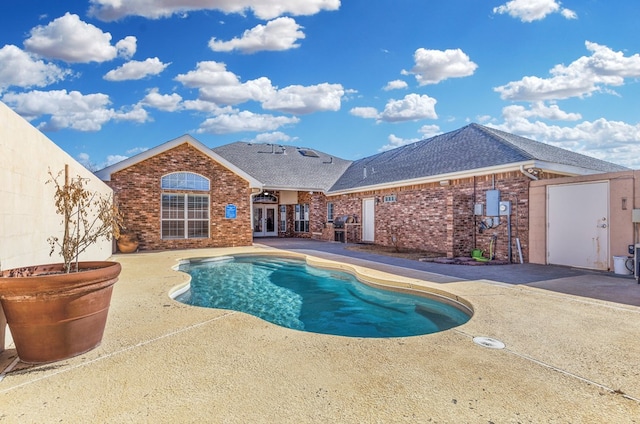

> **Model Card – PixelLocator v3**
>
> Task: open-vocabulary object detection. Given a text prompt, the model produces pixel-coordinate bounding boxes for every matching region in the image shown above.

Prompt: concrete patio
[1,243,639,423]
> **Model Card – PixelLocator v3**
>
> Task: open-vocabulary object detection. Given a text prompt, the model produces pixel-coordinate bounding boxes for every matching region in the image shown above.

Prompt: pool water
[174,255,471,338]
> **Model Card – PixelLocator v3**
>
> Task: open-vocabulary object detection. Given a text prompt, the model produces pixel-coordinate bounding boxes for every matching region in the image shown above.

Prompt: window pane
[162,195,184,219]
[187,195,209,219]
[188,220,208,238]
[161,172,210,191]
[162,220,184,239]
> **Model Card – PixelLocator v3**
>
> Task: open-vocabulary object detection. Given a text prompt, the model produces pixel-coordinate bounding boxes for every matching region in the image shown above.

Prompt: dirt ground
[345,243,444,261]
[344,243,509,265]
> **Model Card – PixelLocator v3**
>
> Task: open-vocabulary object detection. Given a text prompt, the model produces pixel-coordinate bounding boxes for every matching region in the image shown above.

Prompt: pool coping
[169,250,475,318]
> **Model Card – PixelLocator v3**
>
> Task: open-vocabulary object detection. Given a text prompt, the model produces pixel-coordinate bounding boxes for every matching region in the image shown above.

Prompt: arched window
[161,172,210,191]
[161,172,210,239]
[253,193,278,203]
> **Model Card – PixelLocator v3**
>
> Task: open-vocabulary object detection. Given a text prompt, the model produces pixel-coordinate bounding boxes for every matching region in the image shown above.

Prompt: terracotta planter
[0,261,121,364]
[117,233,139,253]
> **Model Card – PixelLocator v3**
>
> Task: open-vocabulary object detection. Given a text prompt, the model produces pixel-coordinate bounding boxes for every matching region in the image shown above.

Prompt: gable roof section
[329,123,628,193]
[212,142,352,192]
[95,135,262,188]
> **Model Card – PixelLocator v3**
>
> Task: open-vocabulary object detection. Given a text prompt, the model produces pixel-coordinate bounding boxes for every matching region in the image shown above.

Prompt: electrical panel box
[499,201,511,216]
[474,203,483,216]
[486,190,500,216]
[633,209,640,223]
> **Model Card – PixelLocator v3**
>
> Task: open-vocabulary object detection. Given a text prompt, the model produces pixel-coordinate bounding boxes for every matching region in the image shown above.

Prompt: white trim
[96,134,263,188]
[326,160,600,196]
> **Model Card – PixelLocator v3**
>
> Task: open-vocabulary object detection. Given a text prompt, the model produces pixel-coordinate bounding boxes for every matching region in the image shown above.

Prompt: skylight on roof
[298,149,319,158]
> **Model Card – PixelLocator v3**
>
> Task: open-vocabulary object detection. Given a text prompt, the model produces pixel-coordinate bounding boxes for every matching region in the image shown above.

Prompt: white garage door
[547,181,609,270]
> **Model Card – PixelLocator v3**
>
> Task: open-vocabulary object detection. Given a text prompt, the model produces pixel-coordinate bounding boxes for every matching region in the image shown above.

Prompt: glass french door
[253,205,277,237]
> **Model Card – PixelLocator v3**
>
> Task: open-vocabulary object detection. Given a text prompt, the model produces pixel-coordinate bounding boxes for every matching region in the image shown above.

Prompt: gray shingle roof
[329,123,628,192]
[212,142,352,191]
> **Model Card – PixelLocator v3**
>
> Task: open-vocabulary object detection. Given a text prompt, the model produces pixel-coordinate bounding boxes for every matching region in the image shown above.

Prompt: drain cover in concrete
[473,336,505,349]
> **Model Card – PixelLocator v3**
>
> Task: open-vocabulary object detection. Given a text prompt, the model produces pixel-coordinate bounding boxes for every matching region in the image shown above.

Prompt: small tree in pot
[0,165,123,364]
[47,167,124,272]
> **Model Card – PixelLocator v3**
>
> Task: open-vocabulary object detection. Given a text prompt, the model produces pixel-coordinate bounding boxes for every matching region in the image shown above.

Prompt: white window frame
[161,193,210,239]
[160,172,210,239]
[327,202,334,222]
[294,204,309,233]
[279,205,287,233]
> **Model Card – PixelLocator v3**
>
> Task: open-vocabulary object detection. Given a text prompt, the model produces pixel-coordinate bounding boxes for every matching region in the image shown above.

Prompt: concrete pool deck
[1,243,639,422]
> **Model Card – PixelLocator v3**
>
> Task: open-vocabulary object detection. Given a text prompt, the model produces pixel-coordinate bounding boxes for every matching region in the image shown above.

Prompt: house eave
[326,161,592,196]
[95,134,263,188]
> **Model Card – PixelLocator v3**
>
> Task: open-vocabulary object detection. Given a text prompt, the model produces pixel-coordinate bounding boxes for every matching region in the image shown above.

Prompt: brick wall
[107,143,253,250]
[322,172,531,262]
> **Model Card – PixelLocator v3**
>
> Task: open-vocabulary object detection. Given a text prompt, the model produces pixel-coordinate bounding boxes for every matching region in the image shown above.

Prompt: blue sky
[1,0,639,170]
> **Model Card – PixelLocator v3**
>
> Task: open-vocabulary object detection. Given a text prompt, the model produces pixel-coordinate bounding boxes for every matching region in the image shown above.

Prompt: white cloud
[175,61,275,105]
[350,94,438,123]
[378,134,421,151]
[249,131,298,144]
[209,17,305,54]
[23,13,132,63]
[418,124,442,138]
[502,102,581,121]
[379,93,438,122]
[196,110,299,134]
[115,36,137,59]
[1,89,149,131]
[493,112,640,169]
[126,146,149,155]
[115,104,150,123]
[176,61,344,114]
[262,83,344,114]
[182,99,236,114]
[89,0,341,21]
[493,0,576,23]
[377,125,442,152]
[402,48,478,85]
[349,106,379,119]
[200,76,275,105]
[105,154,129,166]
[0,45,71,91]
[561,8,577,20]
[494,41,640,101]
[104,57,170,81]
[139,88,183,111]
[383,80,408,91]
[175,61,241,88]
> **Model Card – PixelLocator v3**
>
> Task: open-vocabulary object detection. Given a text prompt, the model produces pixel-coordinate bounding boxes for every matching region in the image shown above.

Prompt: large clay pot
[117,232,139,253]
[0,261,121,364]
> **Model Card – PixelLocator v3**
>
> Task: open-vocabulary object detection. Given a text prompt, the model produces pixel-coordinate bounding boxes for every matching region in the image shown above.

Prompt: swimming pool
[173,255,471,338]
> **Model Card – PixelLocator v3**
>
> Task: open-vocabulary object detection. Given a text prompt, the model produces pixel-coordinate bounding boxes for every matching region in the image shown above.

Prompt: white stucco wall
[0,101,114,271]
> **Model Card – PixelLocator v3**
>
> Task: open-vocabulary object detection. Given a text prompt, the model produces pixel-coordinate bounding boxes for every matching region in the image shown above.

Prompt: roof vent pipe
[363,166,367,179]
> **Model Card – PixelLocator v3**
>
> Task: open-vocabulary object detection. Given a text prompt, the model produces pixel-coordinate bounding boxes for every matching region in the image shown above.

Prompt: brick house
[97,124,626,262]
[96,135,262,250]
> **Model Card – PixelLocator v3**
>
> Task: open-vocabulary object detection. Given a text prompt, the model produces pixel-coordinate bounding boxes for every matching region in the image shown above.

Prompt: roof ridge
[470,124,536,160]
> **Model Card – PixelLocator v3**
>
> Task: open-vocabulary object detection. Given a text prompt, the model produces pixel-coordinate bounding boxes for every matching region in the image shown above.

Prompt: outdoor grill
[333,215,357,242]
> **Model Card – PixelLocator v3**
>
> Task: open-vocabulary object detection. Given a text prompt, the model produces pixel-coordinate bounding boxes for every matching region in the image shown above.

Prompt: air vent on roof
[298,149,319,158]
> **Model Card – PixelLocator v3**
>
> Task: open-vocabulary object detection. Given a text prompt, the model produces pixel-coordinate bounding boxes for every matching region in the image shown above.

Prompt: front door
[547,181,609,270]
[253,205,277,237]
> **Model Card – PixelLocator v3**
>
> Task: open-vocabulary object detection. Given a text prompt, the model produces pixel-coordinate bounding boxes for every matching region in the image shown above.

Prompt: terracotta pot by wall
[0,261,121,364]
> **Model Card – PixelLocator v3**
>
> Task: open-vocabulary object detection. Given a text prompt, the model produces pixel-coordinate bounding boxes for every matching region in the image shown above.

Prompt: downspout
[520,165,539,181]
[518,166,537,264]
